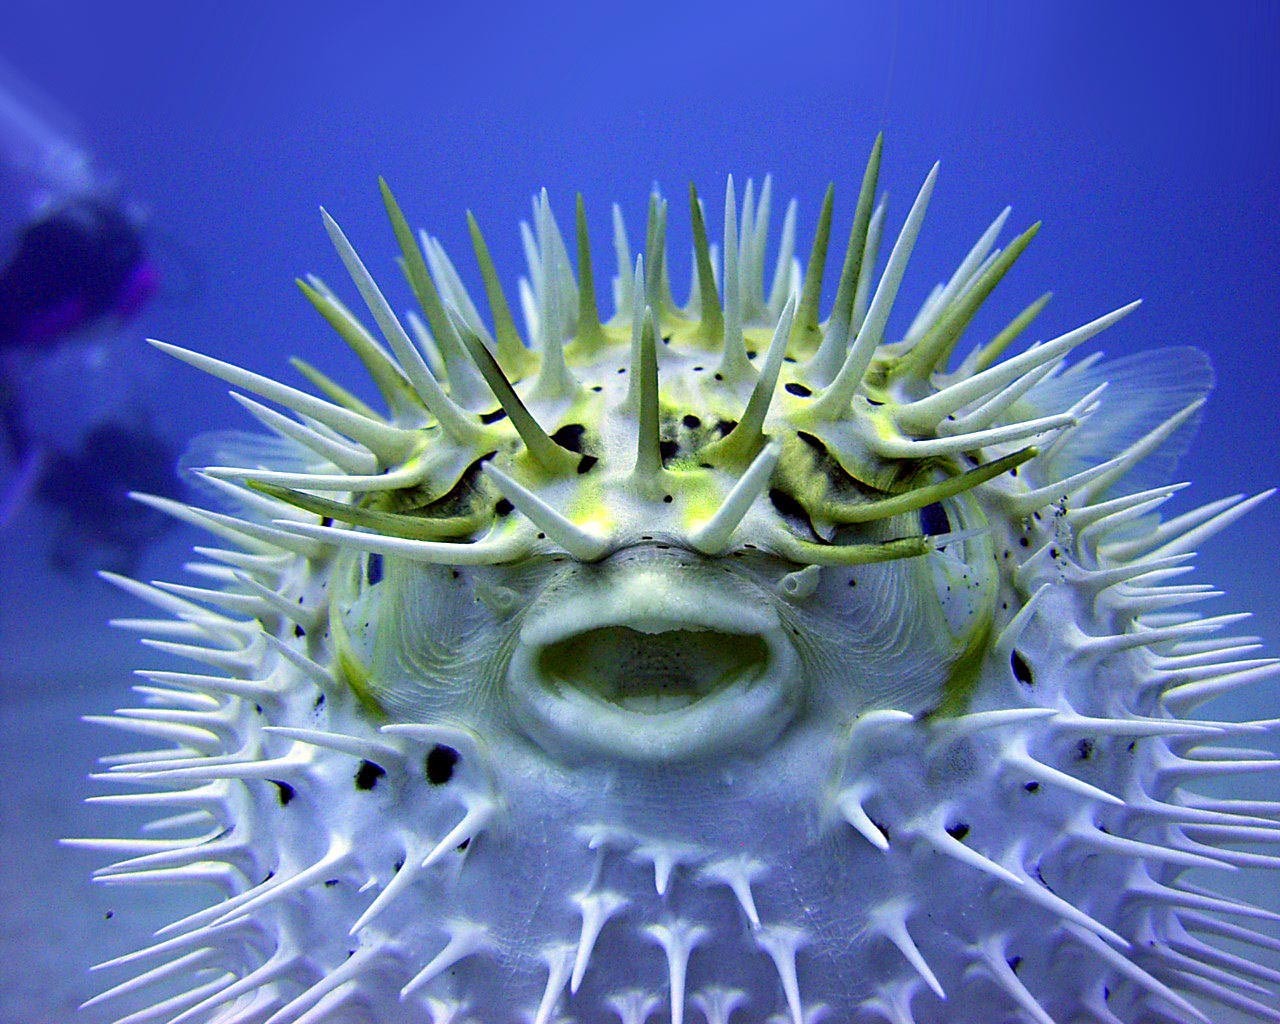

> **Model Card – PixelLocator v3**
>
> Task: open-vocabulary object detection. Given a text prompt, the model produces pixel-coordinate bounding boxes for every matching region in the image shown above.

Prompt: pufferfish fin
[179,428,322,520]
[1023,345,1213,494]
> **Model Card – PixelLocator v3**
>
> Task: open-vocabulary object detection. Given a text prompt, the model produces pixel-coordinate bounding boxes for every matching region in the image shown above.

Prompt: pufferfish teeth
[74,140,1280,1024]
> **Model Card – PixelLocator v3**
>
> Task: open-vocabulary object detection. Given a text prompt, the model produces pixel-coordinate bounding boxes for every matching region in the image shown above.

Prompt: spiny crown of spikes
[155,136,1136,573]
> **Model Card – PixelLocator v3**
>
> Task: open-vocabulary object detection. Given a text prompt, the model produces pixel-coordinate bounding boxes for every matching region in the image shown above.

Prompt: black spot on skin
[712,419,736,437]
[682,414,702,429]
[450,569,461,580]
[1008,956,1023,974]
[1076,739,1095,762]
[456,838,471,852]
[576,455,598,475]
[1019,536,1030,547]
[783,355,796,363]
[713,372,724,381]
[314,693,326,710]
[354,760,386,790]
[1127,740,1137,753]
[1024,781,1041,793]
[590,384,603,393]
[479,408,508,424]
[272,781,295,806]
[1010,466,1019,477]
[321,516,334,528]
[662,334,672,344]
[847,577,857,587]
[919,502,951,536]
[426,744,459,785]
[104,910,114,919]
[1011,650,1034,685]
[693,366,704,372]
[784,382,812,397]
[1049,546,1060,559]
[746,349,758,359]
[324,879,339,888]
[293,624,306,638]
[662,495,673,503]
[365,553,383,586]
[495,498,514,517]
[392,858,405,873]
[659,440,679,464]
[254,704,263,715]
[550,423,586,452]
[796,431,824,451]
[946,821,971,842]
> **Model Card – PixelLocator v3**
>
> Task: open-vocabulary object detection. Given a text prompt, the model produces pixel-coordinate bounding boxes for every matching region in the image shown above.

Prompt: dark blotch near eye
[919,502,951,536]
[784,382,812,397]
[659,440,680,464]
[365,553,383,586]
[768,488,808,523]
[1011,650,1034,685]
[426,744,459,785]
[354,760,386,790]
[681,414,702,429]
[576,455,598,475]
[768,487,821,541]
[495,498,514,517]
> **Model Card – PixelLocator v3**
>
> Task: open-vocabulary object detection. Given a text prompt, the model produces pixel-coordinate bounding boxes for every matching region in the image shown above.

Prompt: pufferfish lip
[508,562,801,762]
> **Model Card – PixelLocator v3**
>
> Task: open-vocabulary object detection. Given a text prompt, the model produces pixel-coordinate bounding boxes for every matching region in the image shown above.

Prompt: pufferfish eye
[919,501,951,536]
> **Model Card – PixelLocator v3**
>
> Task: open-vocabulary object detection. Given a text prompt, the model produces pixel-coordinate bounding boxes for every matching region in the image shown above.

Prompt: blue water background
[0,3,1276,1022]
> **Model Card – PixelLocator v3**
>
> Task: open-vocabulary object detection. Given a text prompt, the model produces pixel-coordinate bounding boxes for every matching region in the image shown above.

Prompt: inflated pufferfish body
[77,138,1280,1024]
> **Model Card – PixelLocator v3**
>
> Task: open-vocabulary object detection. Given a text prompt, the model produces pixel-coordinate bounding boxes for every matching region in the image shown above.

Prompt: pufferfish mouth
[508,557,801,762]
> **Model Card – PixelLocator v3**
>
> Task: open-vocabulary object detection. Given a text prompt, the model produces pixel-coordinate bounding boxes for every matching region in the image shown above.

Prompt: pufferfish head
[80,137,1279,1024]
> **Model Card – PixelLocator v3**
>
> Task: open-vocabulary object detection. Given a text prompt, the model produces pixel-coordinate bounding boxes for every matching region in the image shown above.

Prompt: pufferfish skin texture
[75,137,1280,1024]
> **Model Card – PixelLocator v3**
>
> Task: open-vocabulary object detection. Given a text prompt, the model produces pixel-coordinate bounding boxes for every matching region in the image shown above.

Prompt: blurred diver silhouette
[0,62,180,572]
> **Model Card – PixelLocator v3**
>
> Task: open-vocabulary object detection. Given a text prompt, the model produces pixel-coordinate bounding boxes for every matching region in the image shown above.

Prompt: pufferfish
[72,137,1280,1024]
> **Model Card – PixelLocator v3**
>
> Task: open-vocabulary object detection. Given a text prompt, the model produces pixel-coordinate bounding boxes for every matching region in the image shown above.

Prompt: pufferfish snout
[73,136,1279,1024]
[511,547,803,762]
